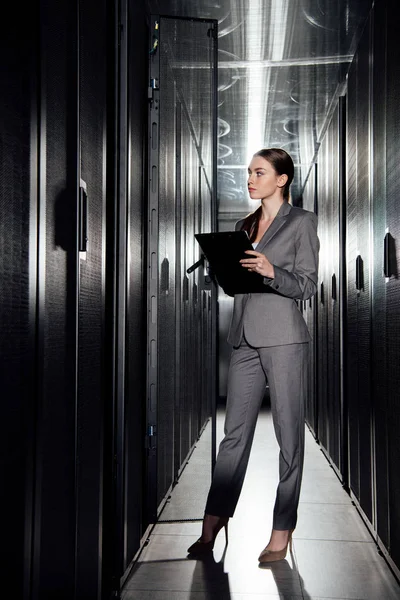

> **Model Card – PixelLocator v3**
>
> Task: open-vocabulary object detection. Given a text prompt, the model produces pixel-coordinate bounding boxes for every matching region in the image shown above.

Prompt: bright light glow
[245,0,289,164]
[270,0,289,61]
[246,72,269,163]
[246,0,266,163]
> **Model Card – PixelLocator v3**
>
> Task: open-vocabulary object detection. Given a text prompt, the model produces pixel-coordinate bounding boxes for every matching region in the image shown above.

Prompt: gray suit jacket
[227,202,319,348]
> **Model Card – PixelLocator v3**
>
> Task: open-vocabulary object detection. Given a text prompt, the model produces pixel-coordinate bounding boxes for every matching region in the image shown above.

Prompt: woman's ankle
[267,528,291,550]
[201,514,228,541]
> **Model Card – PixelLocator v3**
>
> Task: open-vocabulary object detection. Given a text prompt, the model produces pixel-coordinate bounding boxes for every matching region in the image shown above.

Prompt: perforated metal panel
[302,165,317,435]
[346,18,373,522]
[385,0,400,567]
[0,7,36,594]
[124,0,148,571]
[157,47,178,503]
[331,129,340,470]
[36,1,78,595]
[147,15,217,518]
[316,104,342,473]
[346,53,360,501]
[371,1,389,550]
[328,106,341,472]
[75,0,107,594]
[317,135,329,451]
[355,23,373,522]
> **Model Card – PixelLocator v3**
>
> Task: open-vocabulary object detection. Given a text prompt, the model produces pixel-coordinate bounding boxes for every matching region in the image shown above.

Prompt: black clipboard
[195,231,269,296]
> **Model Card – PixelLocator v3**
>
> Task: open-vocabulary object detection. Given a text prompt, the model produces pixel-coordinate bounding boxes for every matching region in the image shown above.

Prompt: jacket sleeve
[263,212,319,300]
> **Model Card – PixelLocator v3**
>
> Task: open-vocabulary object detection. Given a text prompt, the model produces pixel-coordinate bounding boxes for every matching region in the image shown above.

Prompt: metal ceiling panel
[149,0,372,210]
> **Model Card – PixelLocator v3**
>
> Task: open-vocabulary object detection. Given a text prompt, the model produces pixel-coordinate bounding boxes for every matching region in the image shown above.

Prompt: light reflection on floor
[122,405,400,600]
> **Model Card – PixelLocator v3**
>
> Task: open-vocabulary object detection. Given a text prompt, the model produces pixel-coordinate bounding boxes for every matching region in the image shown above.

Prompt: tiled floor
[122,406,400,600]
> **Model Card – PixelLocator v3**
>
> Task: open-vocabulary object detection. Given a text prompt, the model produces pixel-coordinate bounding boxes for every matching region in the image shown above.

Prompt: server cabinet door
[346,22,373,523]
[385,0,400,569]
[302,165,318,436]
[30,3,82,597]
[75,0,108,596]
[326,105,341,475]
[371,1,389,551]
[107,0,149,590]
[32,1,109,598]
[0,5,38,595]
[317,135,329,452]
[146,16,218,522]
[307,98,345,479]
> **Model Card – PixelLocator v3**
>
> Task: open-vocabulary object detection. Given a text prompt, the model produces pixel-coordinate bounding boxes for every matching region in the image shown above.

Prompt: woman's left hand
[240,250,275,279]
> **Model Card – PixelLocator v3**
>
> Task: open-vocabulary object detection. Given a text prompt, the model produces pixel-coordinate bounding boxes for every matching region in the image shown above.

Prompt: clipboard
[195,231,269,296]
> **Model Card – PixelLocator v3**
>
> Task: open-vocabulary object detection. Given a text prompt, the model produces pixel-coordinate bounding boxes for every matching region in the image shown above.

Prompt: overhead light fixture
[246,0,266,162]
[245,0,288,164]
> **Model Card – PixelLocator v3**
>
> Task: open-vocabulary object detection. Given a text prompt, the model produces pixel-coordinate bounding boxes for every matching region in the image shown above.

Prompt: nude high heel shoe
[258,529,294,564]
[187,516,229,555]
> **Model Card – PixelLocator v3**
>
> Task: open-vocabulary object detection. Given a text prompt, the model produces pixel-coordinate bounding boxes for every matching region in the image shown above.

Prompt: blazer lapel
[256,202,292,253]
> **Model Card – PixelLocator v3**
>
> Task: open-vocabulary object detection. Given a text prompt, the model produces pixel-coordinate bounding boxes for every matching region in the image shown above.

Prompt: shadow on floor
[188,549,231,599]
[186,545,312,600]
[258,549,312,599]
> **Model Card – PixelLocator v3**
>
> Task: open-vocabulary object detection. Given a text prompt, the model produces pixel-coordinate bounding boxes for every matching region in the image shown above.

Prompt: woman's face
[247,156,286,201]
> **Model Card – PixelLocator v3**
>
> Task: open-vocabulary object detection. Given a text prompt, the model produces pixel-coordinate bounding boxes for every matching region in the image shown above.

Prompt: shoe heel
[187,516,229,555]
[224,522,229,545]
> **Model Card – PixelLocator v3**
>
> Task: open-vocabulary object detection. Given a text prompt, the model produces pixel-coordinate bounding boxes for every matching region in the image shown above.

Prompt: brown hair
[240,148,294,242]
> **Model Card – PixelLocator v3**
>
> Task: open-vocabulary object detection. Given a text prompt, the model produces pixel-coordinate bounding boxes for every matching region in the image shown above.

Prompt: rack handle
[383,232,396,278]
[331,273,337,301]
[356,254,363,291]
[79,185,88,252]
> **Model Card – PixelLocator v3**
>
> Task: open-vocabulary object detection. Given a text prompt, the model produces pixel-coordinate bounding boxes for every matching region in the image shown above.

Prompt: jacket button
[275,285,279,289]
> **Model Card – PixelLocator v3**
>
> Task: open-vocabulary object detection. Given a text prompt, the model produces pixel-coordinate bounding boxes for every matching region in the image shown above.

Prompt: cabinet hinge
[148,78,159,101]
[145,424,157,452]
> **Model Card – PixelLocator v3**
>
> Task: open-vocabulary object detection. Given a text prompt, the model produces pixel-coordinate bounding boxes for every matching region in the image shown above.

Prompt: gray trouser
[205,338,309,530]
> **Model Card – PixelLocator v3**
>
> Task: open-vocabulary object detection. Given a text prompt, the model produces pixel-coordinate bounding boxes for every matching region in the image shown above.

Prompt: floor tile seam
[123,594,305,599]
[292,537,373,544]
[148,533,201,538]
[157,517,200,522]
[301,469,344,473]
[124,585,302,594]
[123,589,204,595]
[123,589,305,598]
[298,501,353,505]
[297,597,365,600]
[301,597,369,600]
[123,587,198,591]
[298,501,352,505]
[238,501,351,506]
[148,533,374,544]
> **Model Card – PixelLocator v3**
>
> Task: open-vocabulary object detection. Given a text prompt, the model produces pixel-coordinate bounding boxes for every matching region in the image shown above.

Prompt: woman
[188,148,319,563]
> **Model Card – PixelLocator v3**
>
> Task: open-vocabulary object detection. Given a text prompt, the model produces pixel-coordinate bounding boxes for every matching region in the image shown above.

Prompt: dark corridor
[1,1,400,599]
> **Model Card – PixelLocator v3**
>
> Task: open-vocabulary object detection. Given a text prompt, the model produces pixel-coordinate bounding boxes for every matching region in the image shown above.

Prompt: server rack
[303,1,400,577]
[146,15,218,522]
